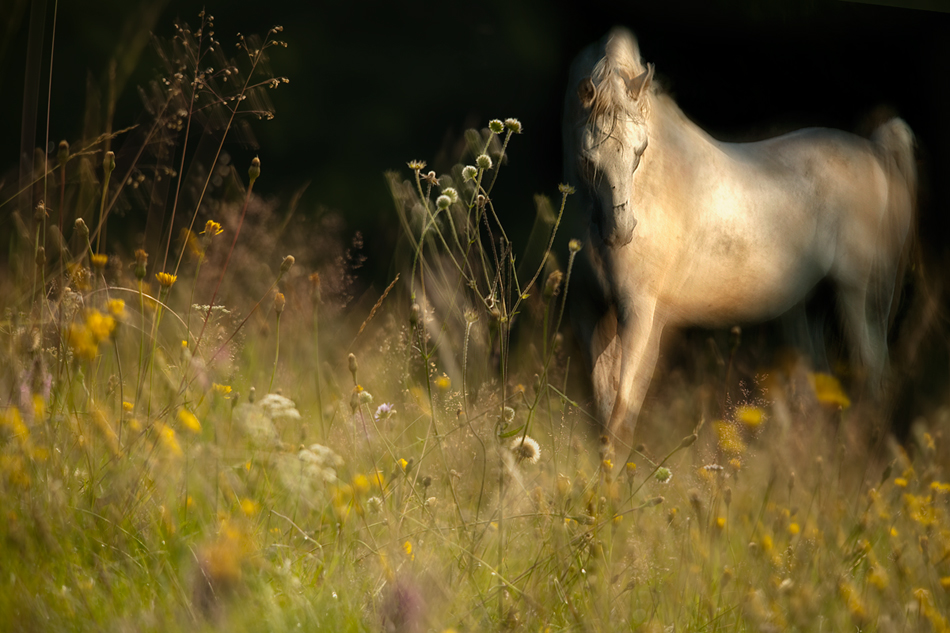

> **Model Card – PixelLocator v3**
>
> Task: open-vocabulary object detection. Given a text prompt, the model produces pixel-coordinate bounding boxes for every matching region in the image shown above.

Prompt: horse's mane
[583,28,654,138]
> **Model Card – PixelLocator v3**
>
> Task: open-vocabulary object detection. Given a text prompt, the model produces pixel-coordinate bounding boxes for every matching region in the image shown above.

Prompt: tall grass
[1,11,949,633]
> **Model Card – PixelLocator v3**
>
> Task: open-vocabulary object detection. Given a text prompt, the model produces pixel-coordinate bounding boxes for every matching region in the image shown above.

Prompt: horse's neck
[649,95,716,164]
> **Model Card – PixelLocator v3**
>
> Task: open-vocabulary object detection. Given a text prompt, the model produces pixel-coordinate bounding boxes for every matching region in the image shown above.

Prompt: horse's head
[568,28,654,248]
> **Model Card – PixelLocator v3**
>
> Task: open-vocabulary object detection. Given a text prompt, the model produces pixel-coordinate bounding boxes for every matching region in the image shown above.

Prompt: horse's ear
[624,63,654,101]
[578,77,595,109]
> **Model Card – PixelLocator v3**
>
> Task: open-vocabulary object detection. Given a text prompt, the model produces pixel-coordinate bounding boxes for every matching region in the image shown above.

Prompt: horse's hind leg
[838,280,888,395]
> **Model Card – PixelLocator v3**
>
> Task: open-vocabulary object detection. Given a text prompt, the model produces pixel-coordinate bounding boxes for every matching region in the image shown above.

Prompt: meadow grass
[2,13,950,633]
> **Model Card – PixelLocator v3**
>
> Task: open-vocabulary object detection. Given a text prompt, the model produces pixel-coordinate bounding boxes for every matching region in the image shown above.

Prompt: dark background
[3,0,949,268]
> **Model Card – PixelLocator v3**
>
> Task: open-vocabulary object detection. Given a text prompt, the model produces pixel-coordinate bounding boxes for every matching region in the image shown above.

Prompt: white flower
[509,436,540,464]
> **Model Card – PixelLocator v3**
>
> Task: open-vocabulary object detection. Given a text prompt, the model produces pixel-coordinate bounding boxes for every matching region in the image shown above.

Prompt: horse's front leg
[606,296,664,442]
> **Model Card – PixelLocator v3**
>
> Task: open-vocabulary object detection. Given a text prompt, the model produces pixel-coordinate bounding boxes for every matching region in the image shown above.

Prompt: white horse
[564,28,916,441]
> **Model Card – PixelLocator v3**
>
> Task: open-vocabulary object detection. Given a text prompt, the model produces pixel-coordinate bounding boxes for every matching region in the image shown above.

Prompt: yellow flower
[158,424,182,457]
[107,298,126,319]
[213,383,232,397]
[868,565,889,590]
[240,498,259,516]
[155,272,177,288]
[85,310,116,341]
[736,405,765,430]
[398,458,409,472]
[90,253,108,269]
[714,421,746,456]
[930,481,950,494]
[808,372,851,409]
[402,540,414,560]
[715,517,726,530]
[177,409,202,434]
[788,522,800,535]
[435,374,451,392]
[352,474,370,496]
[895,477,908,488]
[201,220,224,236]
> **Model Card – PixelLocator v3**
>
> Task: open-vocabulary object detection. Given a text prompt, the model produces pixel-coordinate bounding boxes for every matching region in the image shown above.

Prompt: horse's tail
[871,117,917,330]
[872,118,917,209]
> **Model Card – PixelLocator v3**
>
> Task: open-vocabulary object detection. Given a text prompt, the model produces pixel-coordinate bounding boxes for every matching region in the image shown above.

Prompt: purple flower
[375,403,394,422]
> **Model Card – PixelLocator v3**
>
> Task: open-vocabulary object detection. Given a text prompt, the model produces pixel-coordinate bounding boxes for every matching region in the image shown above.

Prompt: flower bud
[57,140,69,167]
[569,239,582,253]
[274,291,286,315]
[436,194,451,210]
[103,151,115,175]
[348,353,358,384]
[134,249,148,280]
[543,270,563,302]
[249,156,261,185]
[488,119,504,134]
[476,154,492,170]
[504,118,522,134]
[74,218,89,241]
[409,303,421,327]
[462,165,477,181]
[35,247,46,267]
[280,254,295,275]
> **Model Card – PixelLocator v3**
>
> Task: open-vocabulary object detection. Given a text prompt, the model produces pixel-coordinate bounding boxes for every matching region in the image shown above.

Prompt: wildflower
[808,372,851,409]
[421,170,439,186]
[57,140,69,166]
[736,405,765,430]
[352,474,370,496]
[177,409,202,434]
[504,118,522,133]
[201,220,223,236]
[279,255,295,275]
[655,467,673,484]
[558,183,576,195]
[367,496,383,514]
[240,498,259,516]
[107,298,126,319]
[403,540,414,560]
[213,383,232,397]
[895,477,908,488]
[462,165,477,181]
[74,217,89,241]
[436,194,451,210]
[348,353,359,384]
[435,374,450,392]
[122,401,134,413]
[510,436,541,464]
[398,458,409,472]
[488,119,504,134]
[715,516,726,530]
[930,481,950,494]
[155,271,177,288]
[502,406,515,423]
[407,160,426,171]
[441,187,459,204]
[476,154,492,170]
[248,156,261,185]
[375,403,394,421]
[714,421,746,456]
[102,150,115,174]
[134,249,148,280]
[158,424,182,457]
[788,522,800,535]
[90,253,108,270]
[273,292,285,315]
[568,238,582,253]
[85,310,116,341]
[543,270,563,301]
[868,565,889,590]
